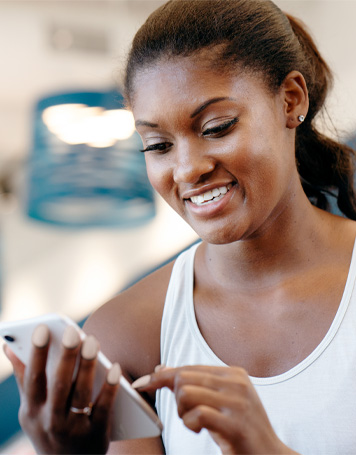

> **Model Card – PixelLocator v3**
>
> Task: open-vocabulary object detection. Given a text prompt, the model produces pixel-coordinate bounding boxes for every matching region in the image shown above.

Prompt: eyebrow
[135,120,159,128]
[135,96,233,129]
[190,97,233,118]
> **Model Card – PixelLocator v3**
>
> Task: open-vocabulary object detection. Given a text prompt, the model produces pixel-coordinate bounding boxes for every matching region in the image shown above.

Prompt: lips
[189,183,233,206]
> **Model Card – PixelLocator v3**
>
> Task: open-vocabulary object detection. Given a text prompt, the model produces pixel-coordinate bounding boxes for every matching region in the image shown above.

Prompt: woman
[5,0,356,453]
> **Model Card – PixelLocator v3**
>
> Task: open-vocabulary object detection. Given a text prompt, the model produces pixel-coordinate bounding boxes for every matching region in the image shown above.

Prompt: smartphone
[0,313,163,441]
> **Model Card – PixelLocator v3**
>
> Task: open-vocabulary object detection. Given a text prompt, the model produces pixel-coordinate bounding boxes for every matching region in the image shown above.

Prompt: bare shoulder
[327,212,356,253]
[84,259,175,381]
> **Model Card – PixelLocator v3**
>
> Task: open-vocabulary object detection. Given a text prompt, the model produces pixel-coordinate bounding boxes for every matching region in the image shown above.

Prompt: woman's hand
[3,324,120,455]
[133,365,298,455]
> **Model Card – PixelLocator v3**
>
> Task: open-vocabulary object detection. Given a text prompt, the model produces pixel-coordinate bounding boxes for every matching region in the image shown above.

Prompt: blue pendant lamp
[27,90,155,228]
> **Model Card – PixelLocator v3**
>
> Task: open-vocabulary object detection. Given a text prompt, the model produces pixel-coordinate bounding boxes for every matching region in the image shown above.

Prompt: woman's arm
[107,438,164,454]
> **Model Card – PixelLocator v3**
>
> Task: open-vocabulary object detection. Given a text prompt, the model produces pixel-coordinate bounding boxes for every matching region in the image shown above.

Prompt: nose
[173,140,216,184]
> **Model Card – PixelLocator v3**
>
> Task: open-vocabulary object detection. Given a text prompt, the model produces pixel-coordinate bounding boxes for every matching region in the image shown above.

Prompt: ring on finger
[69,402,93,416]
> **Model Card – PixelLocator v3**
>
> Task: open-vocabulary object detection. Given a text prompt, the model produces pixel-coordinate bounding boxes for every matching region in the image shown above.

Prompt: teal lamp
[27,90,155,228]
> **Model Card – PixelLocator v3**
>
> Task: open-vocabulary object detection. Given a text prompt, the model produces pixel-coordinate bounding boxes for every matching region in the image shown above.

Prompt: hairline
[125,47,281,109]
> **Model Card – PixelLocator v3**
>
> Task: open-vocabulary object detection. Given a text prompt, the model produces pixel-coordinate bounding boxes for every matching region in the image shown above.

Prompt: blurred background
[0,0,355,453]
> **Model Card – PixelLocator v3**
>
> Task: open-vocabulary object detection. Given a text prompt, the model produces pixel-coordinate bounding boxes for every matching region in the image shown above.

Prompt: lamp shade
[26,90,155,228]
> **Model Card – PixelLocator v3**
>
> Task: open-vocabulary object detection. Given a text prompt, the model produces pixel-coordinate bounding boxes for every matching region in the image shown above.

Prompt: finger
[182,404,231,436]
[176,384,238,418]
[70,335,99,409]
[154,364,169,373]
[173,370,251,396]
[24,324,50,407]
[132,365,242,392]
[182,405,254,454]
[131,367,193,391]
[50,325,81,414]
[92,363,121,429]
[182,405,252,453]
[3,343,25,389]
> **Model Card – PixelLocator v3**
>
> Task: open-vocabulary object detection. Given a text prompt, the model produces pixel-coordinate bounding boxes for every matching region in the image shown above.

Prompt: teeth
[190,184,232,205]
[204,191,213,201]
[212,188,220,197]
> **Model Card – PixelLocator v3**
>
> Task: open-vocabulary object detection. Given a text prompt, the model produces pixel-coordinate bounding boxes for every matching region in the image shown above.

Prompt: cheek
[145,156,173,199]
[232,131,288,204]
[249,150,295,213]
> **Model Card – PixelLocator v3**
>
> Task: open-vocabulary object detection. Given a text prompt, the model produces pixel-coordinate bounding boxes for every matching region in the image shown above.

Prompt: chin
[197,228,244,245]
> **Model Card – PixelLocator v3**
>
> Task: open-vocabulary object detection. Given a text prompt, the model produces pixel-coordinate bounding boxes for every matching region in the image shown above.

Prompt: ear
[281,71,309,129]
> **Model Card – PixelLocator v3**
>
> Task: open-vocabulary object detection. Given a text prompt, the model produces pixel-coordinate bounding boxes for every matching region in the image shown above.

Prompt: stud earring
[298,115,305,123]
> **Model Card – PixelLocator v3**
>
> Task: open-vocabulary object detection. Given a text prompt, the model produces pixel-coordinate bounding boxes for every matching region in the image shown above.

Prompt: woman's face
[131,56,299,244]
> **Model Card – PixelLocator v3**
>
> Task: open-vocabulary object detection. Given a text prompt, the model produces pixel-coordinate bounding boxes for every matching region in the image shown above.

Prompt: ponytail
[286,14,356,219]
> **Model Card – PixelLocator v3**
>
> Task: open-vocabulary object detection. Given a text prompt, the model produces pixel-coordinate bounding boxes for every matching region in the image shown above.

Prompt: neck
[201,192,331,290]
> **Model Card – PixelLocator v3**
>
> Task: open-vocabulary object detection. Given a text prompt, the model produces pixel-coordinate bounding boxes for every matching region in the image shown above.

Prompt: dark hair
[124,0,356,219]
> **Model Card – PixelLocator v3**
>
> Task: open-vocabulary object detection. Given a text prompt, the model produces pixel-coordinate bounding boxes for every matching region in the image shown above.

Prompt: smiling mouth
[189,183,233,206]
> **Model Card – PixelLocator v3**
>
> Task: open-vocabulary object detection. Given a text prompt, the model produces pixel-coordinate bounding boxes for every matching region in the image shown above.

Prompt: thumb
[3,343,25,389]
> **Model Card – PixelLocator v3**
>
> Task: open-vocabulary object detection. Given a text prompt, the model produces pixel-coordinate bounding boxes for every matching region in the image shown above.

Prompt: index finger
[132,365,230,392]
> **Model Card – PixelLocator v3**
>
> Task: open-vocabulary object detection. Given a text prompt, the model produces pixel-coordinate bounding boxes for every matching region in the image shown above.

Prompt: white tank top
[156,241,356,455]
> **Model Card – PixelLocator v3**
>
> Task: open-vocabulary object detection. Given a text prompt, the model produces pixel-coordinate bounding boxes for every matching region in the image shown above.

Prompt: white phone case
[0,313,163,440]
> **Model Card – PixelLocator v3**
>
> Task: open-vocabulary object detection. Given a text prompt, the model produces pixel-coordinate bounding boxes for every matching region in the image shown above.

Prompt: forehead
[131,56,270,120]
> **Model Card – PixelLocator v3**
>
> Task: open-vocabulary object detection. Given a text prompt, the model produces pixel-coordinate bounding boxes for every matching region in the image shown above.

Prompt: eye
[202,117,238,137]
[140,142,173,153]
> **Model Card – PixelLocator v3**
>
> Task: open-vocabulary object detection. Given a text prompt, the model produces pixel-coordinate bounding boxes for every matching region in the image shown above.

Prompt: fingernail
[107,363,121,385]
[132,374,151,389]
[81,335,99,360]
[62,325,80,349]
[154,364,166,373]
[32,324,49,348]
